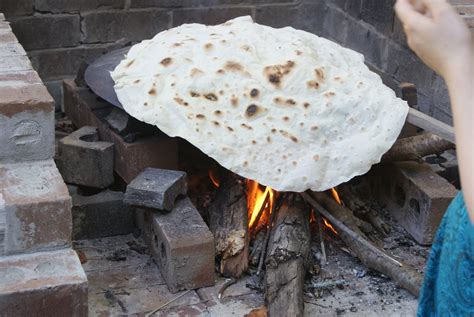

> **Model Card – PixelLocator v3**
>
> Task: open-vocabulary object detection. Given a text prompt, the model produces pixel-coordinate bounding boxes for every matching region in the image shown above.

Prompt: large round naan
[112,16,408,192]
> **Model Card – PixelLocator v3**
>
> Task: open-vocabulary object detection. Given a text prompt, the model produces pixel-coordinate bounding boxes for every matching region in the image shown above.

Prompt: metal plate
[84,47,131,109]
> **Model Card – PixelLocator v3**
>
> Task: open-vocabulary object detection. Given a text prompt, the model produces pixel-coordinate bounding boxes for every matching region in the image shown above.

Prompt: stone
[0,0,34,16]
[125,168,187,211]
[63,80,179,183]
[0,159,72,255]
[0,248,88,316]
[71,189,136,240]
[375,162,458,245]
[81,9,170,44]
[58,126,115,188]
[10,14,81,50]
[143,197,215,293]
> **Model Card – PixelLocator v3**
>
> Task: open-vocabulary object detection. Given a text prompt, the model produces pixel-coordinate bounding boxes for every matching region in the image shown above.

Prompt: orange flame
[323,218,338,234]
[330,187,342,205]
[246,180,275,231]
[208,170,220,188]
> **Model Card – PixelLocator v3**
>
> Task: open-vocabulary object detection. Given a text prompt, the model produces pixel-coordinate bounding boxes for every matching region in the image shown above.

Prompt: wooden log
[407,108,455,143]
[207,172,249,278]
[302,192,423,296]
[382,132,455,162]
[265,197,311,317]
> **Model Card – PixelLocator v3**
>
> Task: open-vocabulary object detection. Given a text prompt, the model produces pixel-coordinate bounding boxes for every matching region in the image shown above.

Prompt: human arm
[395,0,474,222]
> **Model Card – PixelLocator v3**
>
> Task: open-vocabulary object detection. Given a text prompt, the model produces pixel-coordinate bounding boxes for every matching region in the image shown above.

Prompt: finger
[395,0,428,25]
[420,0,451,18]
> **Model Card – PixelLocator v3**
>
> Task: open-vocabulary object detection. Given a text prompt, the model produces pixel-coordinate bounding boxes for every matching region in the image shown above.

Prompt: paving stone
[125,168,187,211]
[71,189,136,240]
[10,14,81,50]
[58,126,115,188]
[0,159,72,255]
[0,248,88,316]
[81,9,170,43]
[143,197,215,293]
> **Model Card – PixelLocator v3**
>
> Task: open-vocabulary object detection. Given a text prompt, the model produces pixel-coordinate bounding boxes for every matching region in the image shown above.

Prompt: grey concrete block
[35,0,124,13]
[72,189,136,240]
[0,160,72,255]
[0,54,32,73]
[0,42,26,57]
[143,197,215,293]
[321,3,349,44]
[0,0,34,16]
[44,80,64,111]
[173,6,253,26]
[125,168,187,211]
[81,9,170,43]
[359,0,395,37]
[255,4,299,29]
[58,126,115,188]
[0,248,88,316]
[0,71,55,164]
[10,14,81,50]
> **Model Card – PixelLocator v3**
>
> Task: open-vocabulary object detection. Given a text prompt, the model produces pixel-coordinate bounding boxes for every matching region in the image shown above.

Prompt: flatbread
[112,16,408,192]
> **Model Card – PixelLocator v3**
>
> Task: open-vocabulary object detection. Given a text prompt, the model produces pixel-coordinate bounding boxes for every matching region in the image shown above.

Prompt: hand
[395,0,472,80]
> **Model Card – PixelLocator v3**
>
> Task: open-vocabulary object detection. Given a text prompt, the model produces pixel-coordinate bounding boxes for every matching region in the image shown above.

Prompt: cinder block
[72,189,136,240]
[0,160,72,255]
[81,9,169,43]
[10,14,81,50]
[125,168,187,211]
[376,162,458,245]
[0,42,26,58]
[58,126,115,188]
[0,248,88,316]
[143,197,215,293]
[0,0,34,16]
[173,7,253,27]
[35,0,124,13]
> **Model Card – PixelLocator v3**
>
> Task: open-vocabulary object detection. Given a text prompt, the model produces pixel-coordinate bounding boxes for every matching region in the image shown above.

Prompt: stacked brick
[0,14,88,316]
[1,0,471,123]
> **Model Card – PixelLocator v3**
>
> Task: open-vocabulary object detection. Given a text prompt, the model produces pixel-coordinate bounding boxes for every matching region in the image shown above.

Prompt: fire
[323,218,338,235]
[330,187,342,205]
[246,180,275,232]
[208,170,220,188]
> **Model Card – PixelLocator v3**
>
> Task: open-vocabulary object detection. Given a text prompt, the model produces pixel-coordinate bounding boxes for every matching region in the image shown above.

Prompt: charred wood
[302,192,423,296]
[207,173,249,278]
[382,132,454,162]
[265,197,311,317]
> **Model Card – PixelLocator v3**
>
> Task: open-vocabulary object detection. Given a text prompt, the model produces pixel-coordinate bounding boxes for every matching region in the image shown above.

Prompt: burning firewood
[207,172,249,278]
[265,196,311,317]
[382,132,454,162]
[302,192,423,296]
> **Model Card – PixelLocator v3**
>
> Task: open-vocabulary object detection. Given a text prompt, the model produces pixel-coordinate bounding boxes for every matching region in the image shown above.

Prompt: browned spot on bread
[214,110,222,116]
[252,140,257,144]
[311,125,319,131]
[231,97,239,107]
[357,81,364,88]
[250,89,259,98]
[292,161,297,165]
[271,128,277,133]
[291,136,298,143]
[295,50,303,55]
[210,33,217,36]
[303,102,310,108]
[264,61,295,87]
[144,102,148,106]
[227,126,234,132]
[191,68,204,77]
[204,93,218,101]
[307,80,320,89]
[323,91,336,98]
[224,61,244,72]
[217,69,225,74]
[246,104,258,117]
[160,57,172,66]
[195,128,200,132]
[315,68,325,82]
[286,99,296,106]
[283,116,289,121]
[243,161,248,167]
[173,43,182,47]
[171,82,176,87]
[190,91,200,97]
[196,114,206,119]
[174,97,189,106]
[282,155,287,159]
[133,79,140,84]
[126,59,135,67]
[267,136,271,143]
[221,39,227,44]
[273,97,282,104]
[219,90,224,95]
[334,76,341,81]
[148,88,157,95]
[212,121,220,126]
[279,130,298,142]
[204,43,213,50]
[241,123,253,130]
[242,45,251,51]
[300,122,304,127]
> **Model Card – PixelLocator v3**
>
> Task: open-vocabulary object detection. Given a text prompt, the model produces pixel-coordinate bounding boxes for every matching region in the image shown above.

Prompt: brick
[0,248,88,316]
[58,126,115,188]
[0,77,55,164]
[63,79,179,183]
[81,9,170,43]
[327,0,362,19]
[143,197,215,293]
[0,160,72,255]
[321,4,349,44]
[360,0,395,36]
[29,43,123,81]
[373,162,458,245]
[0,0,34,16]
[71,189,136,240]
[130,0,287,8]
[0,55,32,73]
[0,42,26,57]
[10,14,81,50]
[294,2,327,35]
[173,7,253,26]
[125,168,187,211]
[35,0,124,13]
[44,79,63,111]
[0,28,18,43]
[255,4,299,29]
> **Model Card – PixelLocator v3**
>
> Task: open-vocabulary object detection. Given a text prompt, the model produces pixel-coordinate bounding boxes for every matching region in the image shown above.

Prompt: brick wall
[1,0,471,123]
